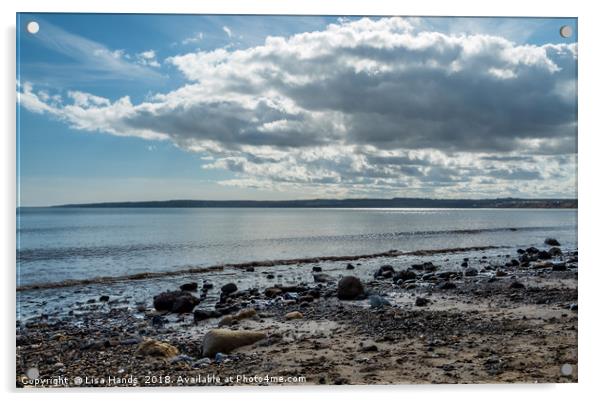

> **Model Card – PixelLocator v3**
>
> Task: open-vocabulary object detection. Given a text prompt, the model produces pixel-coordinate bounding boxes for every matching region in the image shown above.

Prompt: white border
[2,1,600,400]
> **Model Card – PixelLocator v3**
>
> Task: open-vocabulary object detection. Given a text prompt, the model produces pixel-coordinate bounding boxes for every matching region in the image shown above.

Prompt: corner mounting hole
[26,21,39,34]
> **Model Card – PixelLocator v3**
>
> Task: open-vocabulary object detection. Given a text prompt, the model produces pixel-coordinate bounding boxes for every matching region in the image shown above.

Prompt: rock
[569,303,578,311]
[171,293,201,313]
[201,329,267,357]
[337,276,365,300]
[438,282,456,290]
[313,273,334,283]
[549,247,562,257]
[509,259,520,267]
[394,269,417,282]
[179,282,198,292]
[153,291,200,313]
[464,268,478,277]
[266,274,275,279]
[137,339,178,359]
[312,266,322,272]
[221,283,238,295]
[285,311,303,320]
[509,281,525,289]
[495,270,508,277]
[369,295,391,308]
[526,247,540,254]
[264,287,283,298]
[411,261,437,271]
[346,263,355,270]
[245,267,255,272]
[552,262,567,271]
[538,250,552,260]
[193,309,222,322]
[517,248,525,254]
[415,297,429,307]
[218,308,257,327]
[202,282,214,290]
[361,344,378,352]
[460,261,468,268]
[545,238,561,246]
[99,295,110,302]
[374,264,395,278]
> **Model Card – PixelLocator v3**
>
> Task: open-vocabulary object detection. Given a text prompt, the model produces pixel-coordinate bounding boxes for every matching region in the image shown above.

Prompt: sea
[17,207,577,287]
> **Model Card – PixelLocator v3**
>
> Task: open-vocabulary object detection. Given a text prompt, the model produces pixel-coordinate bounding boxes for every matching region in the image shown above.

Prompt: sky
[16,14,578,206]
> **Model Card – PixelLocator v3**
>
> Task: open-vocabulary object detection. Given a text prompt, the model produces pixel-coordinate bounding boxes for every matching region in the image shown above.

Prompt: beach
[16,240,578,386]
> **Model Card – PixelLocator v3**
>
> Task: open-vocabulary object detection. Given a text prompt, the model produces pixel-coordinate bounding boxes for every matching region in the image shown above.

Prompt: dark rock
[202,282,214,290]
[313,273,334,283]
[438,282,457,290]
[495,270,508,277]
[312,266,322,272]
[245,267,255,272]
[509,259,520,267]
[464,268,478,277]
[415,297,429,307]
[549,247,562,257]
[346,263,355,270]
[394,269,417,282]
[460,261,468,268]
[99,295,110,302]
[517,248,525,254]
[264,287,283,298]
[545,238,561,246]
[526,247,540,254]
[411,261,438,271]
[509,281,525,289]
[337,276,364,300]
[569,303,578,311]
[221,283,238,295]
[552,262,567,271]
[374,264,395,278]
[538,250,552,260]
[194,309,222,322]
[266,274,275,279]
[152,315,166,327]
[179,282,198,292]
[171,293,201,313]
[361,344,378,352]
[153,291,200,313]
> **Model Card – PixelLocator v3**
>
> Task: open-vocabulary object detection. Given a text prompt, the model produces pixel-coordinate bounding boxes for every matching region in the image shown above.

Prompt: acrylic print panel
[16,13,577,387]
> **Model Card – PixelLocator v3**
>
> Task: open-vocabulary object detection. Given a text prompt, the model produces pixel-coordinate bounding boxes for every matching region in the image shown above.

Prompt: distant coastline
[47,197,578,209]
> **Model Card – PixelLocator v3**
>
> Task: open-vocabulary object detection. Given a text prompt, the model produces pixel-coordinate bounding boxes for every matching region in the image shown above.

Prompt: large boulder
[337,276,364,300]
[201,329,266,357]
[545,238,561,246]
[153,291,200,313]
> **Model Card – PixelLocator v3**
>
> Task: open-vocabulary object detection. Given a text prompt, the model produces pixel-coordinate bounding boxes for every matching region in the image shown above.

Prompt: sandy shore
[16,243,578,386]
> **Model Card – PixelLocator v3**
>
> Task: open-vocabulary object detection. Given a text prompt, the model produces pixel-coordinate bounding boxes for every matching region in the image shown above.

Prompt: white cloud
[182,32,204,45]
[222,26,232,38]
[18,17,577,198]
[135,50,161,67]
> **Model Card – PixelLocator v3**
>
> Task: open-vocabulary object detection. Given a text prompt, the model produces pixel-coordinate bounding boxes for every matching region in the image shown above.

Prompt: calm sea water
[16,208,577,286]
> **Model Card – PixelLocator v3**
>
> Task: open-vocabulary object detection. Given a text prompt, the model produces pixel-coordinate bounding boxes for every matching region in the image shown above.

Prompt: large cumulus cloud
[18,17,577,197]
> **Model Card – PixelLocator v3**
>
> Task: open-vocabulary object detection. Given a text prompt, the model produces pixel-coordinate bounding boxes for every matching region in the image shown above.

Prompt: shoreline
[17,245,499,291]
[16,240,578,386]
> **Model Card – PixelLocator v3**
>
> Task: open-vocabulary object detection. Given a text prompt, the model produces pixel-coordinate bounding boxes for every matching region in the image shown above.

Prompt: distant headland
[50,197,578,209]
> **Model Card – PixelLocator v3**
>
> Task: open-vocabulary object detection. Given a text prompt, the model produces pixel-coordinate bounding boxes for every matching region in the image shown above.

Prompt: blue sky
[17,14,577,206]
